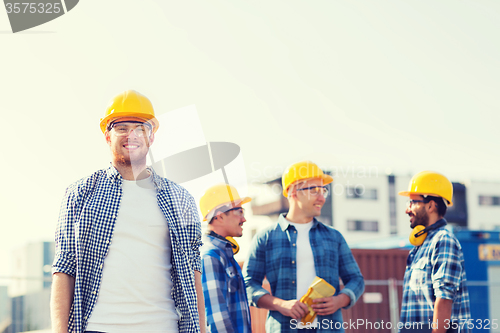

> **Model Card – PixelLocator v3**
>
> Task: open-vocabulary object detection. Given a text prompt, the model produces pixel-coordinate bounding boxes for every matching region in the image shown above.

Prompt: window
[345,186,377,200]
[479,195,500,206]
[347,220,379,232]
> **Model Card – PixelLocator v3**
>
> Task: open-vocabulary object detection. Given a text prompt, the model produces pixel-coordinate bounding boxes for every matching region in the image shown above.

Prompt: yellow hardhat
[100,90,160,133]
[282,161,333,197]
[398,171,453,207]
[199,184,252,221]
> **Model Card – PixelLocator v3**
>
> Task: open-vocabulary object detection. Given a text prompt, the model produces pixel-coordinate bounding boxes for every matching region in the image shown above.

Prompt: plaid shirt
[400,219,471,331]
[201,234,251,333]
[52,166,203,333]
[243,214,364,333]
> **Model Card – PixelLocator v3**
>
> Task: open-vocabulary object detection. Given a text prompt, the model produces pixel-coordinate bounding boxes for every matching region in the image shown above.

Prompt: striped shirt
[400,219,471,331]
[52,166,202,333]
[201,234,251,333]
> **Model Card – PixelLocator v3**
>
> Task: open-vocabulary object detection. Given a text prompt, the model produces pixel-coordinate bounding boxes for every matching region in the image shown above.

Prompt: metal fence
[248,279,500,333]
[0,277,499,333]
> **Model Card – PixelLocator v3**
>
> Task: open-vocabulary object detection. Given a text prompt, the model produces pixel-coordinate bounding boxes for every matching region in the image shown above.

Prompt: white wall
[395,175,413,237]
[332,172,391,243]
[467,181,500,230]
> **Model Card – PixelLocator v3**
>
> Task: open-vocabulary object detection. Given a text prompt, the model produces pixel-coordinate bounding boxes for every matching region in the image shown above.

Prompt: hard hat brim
[283,174,334,197]
[203,196,252,221]
[398,191,453,207]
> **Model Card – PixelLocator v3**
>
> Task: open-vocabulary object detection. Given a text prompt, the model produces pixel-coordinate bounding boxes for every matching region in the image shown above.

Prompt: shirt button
[294,231,297,233]
[292,261,295,264]
[292,243,296,247]
[106,240,110,244]
[99,264,103,269]
[92,290,96,294]
[84,316,87,320]
[292,281,295,284]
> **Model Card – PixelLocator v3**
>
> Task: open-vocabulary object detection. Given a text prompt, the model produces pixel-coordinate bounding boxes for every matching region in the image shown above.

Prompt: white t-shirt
[289,221,317,329]
[86,176,179,333]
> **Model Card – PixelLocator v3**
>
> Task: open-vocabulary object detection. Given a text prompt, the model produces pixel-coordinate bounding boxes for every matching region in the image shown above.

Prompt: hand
[278,299,309,319]
[311,294,349,316]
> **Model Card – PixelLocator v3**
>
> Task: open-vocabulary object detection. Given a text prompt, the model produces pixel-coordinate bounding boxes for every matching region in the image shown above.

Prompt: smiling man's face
[406,194,431,229]
[105,117,154,166]
[291,178,326,219]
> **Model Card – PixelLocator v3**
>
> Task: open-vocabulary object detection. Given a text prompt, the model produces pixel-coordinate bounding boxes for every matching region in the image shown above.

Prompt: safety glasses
[406,199,430,207]
[296,186,329,199]
[108,122,152,138]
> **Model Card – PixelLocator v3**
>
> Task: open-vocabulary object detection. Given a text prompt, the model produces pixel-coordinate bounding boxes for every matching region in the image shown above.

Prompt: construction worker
[399,171,471,333]
[199,184,252,333]
[243,161,364,333]
[50,90,205,333]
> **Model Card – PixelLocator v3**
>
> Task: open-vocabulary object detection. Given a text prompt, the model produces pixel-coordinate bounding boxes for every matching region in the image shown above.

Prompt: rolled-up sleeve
[243,231,270,307]
[184,194,203,272]
[337,234,365,309]
[52,187,77,277]
[431,234,462,300]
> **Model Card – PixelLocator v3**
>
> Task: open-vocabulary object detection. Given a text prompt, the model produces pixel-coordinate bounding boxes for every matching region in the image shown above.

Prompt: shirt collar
[427,218,448,237]
[147,166,167,192]
[206,233,234,255]
[105,164,123,184]
[104,164,166,191]
[277,213,319,231]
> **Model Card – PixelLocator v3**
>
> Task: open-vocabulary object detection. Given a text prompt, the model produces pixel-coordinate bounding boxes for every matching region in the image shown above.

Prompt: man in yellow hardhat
[50,90,205,333]
[243,161,364,332]
[398,171,470,332]
[199,184,252,333]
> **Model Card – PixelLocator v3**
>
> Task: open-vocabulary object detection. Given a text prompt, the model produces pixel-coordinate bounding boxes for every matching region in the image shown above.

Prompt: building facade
[249,173,500,245]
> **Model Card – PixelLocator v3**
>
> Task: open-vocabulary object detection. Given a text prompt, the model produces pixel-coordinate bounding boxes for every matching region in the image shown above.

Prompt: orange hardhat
[282,161,333,197]
[398,171,453,206]
[100,90,159,133]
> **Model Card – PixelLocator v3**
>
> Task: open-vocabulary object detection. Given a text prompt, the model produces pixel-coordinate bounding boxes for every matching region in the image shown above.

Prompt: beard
[113,152,148,167]
[114,153,132,166]
[410,208,429,229]
[110,139,149,167]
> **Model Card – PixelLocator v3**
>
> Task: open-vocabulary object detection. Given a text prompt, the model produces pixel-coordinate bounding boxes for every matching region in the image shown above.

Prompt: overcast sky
[1,0,499,279]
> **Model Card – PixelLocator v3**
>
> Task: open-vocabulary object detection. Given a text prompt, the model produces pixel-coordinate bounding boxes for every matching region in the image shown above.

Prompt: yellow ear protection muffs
[409,219,447,246]
[209,231,240,254]
[225,236,240,254]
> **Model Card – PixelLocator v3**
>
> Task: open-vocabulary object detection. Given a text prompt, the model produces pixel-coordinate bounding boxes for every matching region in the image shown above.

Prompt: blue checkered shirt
[400,219,471,331]
[243,214,365,333]
[201,234,251,333]
[52,166,203,333]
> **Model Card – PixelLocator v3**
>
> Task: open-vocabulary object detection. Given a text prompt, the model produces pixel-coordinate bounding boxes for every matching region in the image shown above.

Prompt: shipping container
[342,249,408,333]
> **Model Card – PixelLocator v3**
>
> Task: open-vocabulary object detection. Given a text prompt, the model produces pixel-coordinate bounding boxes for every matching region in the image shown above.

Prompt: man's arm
[430,233,464,332]
[311,293,350,316]
[194,270,206,333]
[256,294,308,320]
[242,231,271,307]
[51,186,78,332]
[50,272,75,333]
[311,233,364,315]
[181,192,205,332]
[433,297,453,333]
[202,254,237,332]
[336,233,365,308]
